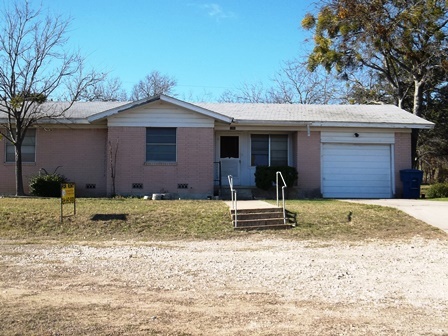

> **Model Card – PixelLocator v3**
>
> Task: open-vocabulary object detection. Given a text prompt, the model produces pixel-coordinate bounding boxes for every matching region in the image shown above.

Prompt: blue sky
[39,1,315,101]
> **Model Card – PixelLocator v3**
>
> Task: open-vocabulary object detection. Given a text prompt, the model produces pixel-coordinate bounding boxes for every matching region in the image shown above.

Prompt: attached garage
[321,132,394,199]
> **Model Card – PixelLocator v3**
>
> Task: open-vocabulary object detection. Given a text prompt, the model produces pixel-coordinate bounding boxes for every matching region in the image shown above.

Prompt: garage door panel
[325,149,390,157]
[324,144,389,151]
[323,159,389,167]
[325,185,391,193]
[323,179,391,188]
[325,165,390,178]
[322,143,392,198]
[327,161,390,171]
[324,190,391,198]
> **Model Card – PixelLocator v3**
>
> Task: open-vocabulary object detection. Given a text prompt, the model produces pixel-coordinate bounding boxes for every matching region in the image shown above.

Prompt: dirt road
[1,237,447,335]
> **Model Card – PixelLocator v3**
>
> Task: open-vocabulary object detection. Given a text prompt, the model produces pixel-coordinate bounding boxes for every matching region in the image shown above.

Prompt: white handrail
[228,175,237,227]
[276,171,287,225]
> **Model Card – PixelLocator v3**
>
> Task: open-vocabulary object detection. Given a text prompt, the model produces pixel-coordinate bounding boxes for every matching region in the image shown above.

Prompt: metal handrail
[228,175,237,227]
[276,171,287,225]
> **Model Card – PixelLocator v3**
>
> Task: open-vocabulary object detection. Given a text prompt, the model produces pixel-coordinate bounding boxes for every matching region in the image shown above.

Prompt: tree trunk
[411,128,419,169]
[413,79,424,117]
[15,143,25,196]
[411,79,424,167]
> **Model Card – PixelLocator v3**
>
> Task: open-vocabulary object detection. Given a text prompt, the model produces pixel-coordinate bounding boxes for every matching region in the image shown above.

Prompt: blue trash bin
[400,169,423,199]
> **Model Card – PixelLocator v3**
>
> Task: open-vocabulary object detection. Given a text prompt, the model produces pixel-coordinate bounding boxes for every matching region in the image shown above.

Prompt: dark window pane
[5,129,36,163]
[220,136,239,158]
[251,134,288,166]
[270,135,288,166]
[251,135,269,166]
[146,128,176,162]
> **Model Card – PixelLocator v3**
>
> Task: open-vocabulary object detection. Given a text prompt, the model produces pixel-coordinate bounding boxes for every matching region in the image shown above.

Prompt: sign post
[61,183,76,222]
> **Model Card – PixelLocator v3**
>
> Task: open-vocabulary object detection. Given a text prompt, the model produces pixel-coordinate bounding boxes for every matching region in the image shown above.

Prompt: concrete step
[230,207,282,214]
[233,218,285,227]
[230,207,295,230]
[234,223,293,231]
[232,212,284,220]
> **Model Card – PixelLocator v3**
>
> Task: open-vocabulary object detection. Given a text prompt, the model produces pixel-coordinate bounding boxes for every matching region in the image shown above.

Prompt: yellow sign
[61,183,76,204]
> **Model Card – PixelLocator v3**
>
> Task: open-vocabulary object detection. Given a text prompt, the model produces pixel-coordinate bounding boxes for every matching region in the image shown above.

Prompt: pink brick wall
[0,128,107,196]
[295,131,322,197]
[107,127,215,198]
[394,132,412,197]
[0,126,412,199]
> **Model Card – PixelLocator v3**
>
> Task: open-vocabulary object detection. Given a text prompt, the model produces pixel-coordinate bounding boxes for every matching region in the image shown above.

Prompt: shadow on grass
[91,214,128,221]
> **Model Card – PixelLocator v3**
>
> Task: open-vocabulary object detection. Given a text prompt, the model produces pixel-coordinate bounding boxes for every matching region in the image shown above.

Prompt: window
[5,129,36,163]
[251,134,288,166]
[146,128,176,162]
[220,136,239,158]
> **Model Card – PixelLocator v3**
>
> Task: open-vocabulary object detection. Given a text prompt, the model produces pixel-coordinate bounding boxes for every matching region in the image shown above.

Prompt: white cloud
[200,3,237,20]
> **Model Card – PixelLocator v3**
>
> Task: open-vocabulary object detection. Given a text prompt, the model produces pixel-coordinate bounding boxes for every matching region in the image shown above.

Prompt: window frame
[250,134,289,167]
[145,127,177,163]
[5,129,36,163]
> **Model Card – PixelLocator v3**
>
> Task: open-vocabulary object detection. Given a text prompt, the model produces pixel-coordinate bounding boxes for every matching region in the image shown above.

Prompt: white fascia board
[233,119,313,126]
[87,100,146,122]
[159,95,233,123]
[1,118,92,125]
[31,118,92,125]
[233,119,434,130]
[310,122,434,129]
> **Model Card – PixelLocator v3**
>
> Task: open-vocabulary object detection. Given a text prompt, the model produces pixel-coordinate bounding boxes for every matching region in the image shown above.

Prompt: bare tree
[269,59,341,104]
[130,71,177,101]
[219,59,342,104]
[0,1,104,195]
[341,70,398,105]
[219,82,270,103]
[78,76,128,102]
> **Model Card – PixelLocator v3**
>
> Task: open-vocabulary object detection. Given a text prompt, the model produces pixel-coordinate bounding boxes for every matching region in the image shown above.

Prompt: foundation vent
[177,183,189,189]
[132,183,143,189]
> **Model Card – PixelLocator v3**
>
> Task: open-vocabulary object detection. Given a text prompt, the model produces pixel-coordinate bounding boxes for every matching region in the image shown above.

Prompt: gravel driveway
[1,237,448,335]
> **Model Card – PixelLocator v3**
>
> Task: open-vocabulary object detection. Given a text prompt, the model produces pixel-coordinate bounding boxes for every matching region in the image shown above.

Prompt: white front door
[220,136,240,185]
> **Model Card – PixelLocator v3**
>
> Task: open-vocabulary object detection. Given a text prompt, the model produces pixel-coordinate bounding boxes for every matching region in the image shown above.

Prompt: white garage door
[322,144,392,198]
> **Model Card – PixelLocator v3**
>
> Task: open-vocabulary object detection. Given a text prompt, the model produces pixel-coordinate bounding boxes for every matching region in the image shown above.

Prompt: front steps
[231,207,295,230]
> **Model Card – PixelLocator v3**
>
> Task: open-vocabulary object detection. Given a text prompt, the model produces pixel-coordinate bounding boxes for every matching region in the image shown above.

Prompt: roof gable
[87,95,233,124]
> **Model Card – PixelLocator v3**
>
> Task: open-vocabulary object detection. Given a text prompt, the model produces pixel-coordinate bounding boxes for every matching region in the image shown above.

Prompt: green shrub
[254,166,272,190]
[255,166,298,191]
[29,170,69,197]
[426,183,448,198]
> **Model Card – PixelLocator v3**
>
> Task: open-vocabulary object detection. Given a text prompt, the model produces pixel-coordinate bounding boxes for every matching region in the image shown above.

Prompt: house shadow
[91,214,128,221]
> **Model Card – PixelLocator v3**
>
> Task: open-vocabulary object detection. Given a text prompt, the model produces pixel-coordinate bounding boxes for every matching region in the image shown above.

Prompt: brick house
[0,94,433,198]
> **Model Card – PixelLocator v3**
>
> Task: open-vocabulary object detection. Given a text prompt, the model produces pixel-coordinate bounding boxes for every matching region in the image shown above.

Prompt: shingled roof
[0,95,434,129]
[195,102,434,129]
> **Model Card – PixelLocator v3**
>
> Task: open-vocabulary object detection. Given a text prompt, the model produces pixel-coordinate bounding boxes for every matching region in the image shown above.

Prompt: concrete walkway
[223,200,278,210]
[343,199,448,233]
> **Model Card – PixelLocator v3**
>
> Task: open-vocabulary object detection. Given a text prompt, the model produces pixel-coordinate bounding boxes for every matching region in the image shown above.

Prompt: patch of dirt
[1,237,448,335]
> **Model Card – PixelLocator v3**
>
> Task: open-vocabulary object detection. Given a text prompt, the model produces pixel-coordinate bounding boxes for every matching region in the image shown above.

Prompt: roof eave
[1,117,91,125]
[233,119,434,129]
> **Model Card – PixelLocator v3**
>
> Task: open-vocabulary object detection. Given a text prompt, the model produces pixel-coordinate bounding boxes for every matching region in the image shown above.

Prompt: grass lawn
[0,197,445,241]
